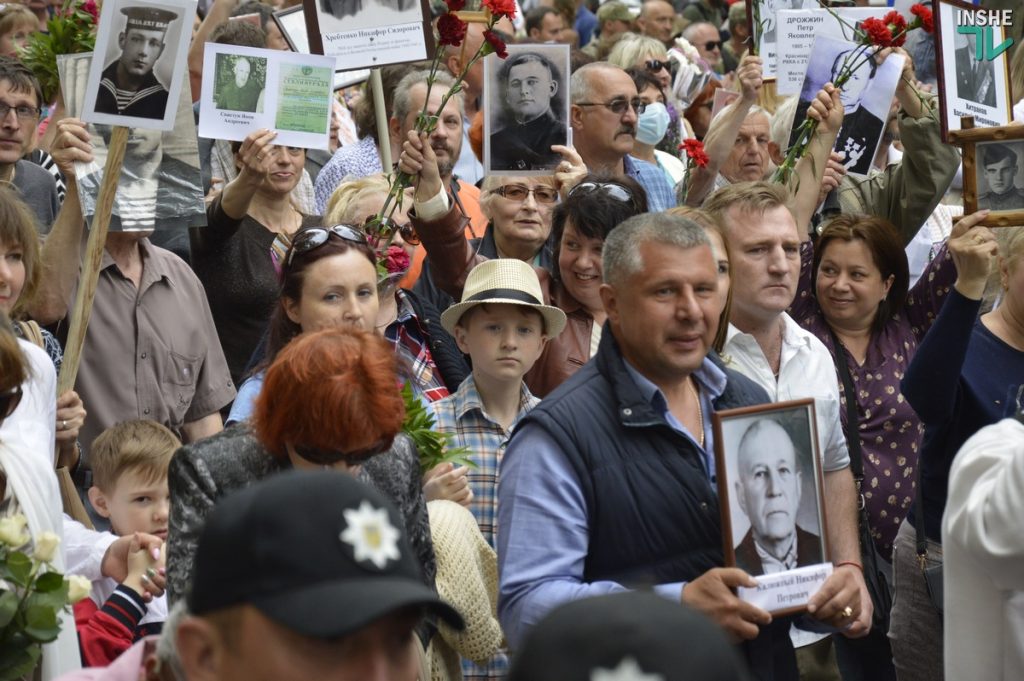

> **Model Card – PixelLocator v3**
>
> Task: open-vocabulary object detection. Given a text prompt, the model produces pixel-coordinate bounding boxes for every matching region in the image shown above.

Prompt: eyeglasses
[645,59,671,73]
[0,102,40,121]
[703,41,722,51]
[493,184,559,204]
[568,181,640,209]
[286,224,368,267]
[374,216,420,246]
[0,385,23,420]
[576,97,647,115]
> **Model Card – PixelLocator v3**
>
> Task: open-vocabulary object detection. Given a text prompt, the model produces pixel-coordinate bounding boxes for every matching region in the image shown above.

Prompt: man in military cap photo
[94,5,178,120]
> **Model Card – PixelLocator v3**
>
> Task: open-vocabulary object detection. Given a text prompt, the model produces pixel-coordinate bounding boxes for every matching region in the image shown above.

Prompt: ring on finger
[842,606,853,618]
[145,567,158,580]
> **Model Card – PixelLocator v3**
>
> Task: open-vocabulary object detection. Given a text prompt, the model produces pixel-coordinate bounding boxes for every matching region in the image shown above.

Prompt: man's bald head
[445,22,487,103]
[637,0,675,45]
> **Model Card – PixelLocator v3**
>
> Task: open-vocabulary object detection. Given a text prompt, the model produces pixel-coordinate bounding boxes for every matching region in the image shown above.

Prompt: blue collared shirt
[496,357,726,648]
[624,154,677,212]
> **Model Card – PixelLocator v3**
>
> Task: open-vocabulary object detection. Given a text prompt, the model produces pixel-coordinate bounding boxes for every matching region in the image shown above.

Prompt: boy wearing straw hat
[429,258,565,678]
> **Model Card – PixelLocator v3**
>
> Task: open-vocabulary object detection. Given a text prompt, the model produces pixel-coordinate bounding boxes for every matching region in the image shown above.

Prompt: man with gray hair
[497,213,818,677]
[570,62,676,210]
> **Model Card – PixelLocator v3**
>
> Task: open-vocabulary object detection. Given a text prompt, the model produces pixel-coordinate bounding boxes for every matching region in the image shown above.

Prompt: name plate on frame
[737,562,834,615]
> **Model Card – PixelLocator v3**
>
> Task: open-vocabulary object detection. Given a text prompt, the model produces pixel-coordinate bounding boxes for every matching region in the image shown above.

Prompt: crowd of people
[2,0,1024,679]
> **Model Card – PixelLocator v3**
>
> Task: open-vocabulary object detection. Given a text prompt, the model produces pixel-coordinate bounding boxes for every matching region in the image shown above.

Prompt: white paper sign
[737,562,834,613]
[776,8,888,95]
[305,0,430,72]
[198,43,335,149]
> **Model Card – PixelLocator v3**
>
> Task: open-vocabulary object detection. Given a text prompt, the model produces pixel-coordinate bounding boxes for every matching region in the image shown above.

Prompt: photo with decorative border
[789,34,903,177]
[81,0,195,131]
[483,43,571,176]
[950,120,1024,227]
[712,399,830,593]
[58,52,206,238]
[301,0,432,71]
[934,0,1014,142]
[198,43,335,149]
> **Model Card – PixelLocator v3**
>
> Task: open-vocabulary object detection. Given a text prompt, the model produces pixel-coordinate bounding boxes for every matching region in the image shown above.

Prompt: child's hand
[122,534,165,599]
[102,532,164,583]
[423,463,474,507]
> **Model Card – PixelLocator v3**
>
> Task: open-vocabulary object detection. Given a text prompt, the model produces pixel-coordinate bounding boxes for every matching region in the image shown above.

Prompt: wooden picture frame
[933,0,1014,143]
[273,5,309,54]
[302,0,434,71]
[712,398,831,616]
[950,117,1024,227]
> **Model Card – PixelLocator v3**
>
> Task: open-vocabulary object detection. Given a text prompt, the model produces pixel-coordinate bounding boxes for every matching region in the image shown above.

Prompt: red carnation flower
[483,29,507,59]
[860,17,895,48]
[482,0,516,21]
[910,3,934,33]
[882,10,908,47]
[437,13,467,47]
[680,138,708,166]
[445,0,466,11]
[383,245,411,275]
[692,150,710,168]
[82,0,98,20]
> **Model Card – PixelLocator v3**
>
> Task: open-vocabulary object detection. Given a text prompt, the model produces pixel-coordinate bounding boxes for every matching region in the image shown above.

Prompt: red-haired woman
[166,327,434,603]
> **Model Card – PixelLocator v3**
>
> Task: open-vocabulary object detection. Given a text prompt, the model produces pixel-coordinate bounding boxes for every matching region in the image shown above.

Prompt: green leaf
[27,585,69,614]
[23,604,60,643]
[401,382,478,473]
[5,552,31,585]
[33,571,64,593]
[0,590,18,628]
[0,643,41,681]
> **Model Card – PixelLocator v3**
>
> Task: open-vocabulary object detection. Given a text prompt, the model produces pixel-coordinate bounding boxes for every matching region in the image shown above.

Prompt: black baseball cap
[187,470,464,638]
[508,592,752,681]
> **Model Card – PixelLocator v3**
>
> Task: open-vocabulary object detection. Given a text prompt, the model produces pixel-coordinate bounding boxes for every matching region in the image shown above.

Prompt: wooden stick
[57,125,129,396]
[370,69,392,171]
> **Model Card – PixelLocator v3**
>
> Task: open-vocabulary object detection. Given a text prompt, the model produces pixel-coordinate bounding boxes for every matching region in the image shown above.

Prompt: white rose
[66,575,92,604]
[0,514,30,547]
[32,532,60,563]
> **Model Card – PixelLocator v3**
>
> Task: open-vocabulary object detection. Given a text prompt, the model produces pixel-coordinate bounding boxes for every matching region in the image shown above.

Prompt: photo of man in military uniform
[978,142,1024,212]
[94,6,178,120]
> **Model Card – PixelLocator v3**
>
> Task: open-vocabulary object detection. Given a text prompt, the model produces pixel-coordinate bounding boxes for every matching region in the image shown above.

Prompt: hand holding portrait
[236,128,278,186]
[737,55,764,103]
[949,210,999,298]
[551,144,587,198]
[51,117,95,175]
[399,129,443,202]
[681,567,772,642]
[806,563,866,634]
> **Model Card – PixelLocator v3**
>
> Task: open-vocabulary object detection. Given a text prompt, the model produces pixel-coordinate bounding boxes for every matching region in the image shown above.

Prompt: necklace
[688,377,704,448]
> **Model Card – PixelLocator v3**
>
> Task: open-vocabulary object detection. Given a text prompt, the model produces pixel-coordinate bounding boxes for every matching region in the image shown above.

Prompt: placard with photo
[713,399,831,615]
[302,0,432,71]
[198,43,336,149]
[790,34,903,177]
[272,7,371,90]
[484,44,571,176]
[934,0,1014,141]
[747,0,820,80]
[81,0,195,131]
[949,122,1024,227]
[59,52,206,235]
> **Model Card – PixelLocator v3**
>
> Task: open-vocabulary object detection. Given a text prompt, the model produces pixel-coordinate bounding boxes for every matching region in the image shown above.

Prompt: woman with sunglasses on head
[0,313,81,677]
[189,128,320,386]
[608,34,682,155]
[0,186,86,471]
[401,132,646,397]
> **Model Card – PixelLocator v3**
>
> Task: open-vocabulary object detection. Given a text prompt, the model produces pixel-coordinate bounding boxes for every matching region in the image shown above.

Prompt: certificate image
[199,43,335,149]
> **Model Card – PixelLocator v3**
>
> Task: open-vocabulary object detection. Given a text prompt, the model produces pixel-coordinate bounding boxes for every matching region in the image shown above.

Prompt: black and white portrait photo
[214,53,266,113]
[750,0,815,77]
[484,44,570,175]
[976,141,1024,212]
[83,0,195,131]
[934,0,1013,139]
[792,35,903,176]
[714,400,828,579]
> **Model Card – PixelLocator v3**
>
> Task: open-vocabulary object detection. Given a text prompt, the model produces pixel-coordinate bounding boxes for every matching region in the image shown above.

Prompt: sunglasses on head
[568,181,639,209]
[493,184,559,204]
[0,385,22,420]
[373,217,420,246]
[286,225,368,267]
[645,59,671,73]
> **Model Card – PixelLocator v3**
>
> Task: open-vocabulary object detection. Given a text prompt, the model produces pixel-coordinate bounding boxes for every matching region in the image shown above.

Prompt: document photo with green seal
[276,63,333,134]
[199,42,336,149]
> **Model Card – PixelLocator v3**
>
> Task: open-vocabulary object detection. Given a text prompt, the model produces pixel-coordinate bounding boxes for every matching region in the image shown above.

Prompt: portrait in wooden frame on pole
[712,398,833,616]
[933,0,1014,142]
[951,117,1024,228]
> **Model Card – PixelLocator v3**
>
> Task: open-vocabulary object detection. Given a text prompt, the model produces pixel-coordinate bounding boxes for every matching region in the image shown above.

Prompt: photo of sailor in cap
[94,6,178,119]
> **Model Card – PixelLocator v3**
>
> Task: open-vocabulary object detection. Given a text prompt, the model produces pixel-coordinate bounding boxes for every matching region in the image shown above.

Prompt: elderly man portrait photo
[731,417,823,577]
[488,48,568,172]
[214,54,264,113]
[978,142,1024,212]
[94,6,178,120]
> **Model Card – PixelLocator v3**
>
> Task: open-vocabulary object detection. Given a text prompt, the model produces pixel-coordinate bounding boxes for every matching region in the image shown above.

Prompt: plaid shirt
[432,375,538,681]
[625,154,677,212]
[383,290,449,403]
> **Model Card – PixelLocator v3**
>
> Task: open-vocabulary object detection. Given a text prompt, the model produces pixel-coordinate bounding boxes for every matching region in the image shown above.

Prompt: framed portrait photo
[950,119,1024,227]
[483,43,571,176]
[934,0,1014,142]
[82,0,196,131]
[712,398,832,615]
[746,0,821,80]
[274,5,310,54]
[301,0,433,71]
